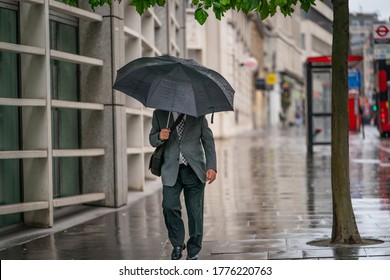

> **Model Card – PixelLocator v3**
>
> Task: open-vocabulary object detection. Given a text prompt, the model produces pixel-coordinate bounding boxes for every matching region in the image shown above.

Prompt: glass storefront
[50,18,81,198]
[0,4,22,227]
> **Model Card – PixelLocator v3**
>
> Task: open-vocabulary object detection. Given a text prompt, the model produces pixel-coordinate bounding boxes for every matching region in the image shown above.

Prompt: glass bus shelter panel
[312,71,332,114]
[312,116,331,143]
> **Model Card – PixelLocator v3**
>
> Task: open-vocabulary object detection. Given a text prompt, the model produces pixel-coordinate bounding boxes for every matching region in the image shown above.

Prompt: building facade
[349,12,379,102]
[263,9,304,126]
[0,0,186,230]
[186,4,266,137]
[262,1,333,127]
[249,13,268,130]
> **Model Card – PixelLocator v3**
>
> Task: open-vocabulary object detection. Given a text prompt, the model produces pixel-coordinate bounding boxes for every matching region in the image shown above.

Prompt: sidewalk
[1,125,390,260]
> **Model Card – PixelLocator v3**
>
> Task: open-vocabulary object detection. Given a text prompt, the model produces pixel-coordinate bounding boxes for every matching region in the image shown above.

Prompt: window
[50,15,81,198]
[351,20,360,28]
[364,20,372,27]
[312,35,332,56]
[301,8,333,33]
[0,3,22,227]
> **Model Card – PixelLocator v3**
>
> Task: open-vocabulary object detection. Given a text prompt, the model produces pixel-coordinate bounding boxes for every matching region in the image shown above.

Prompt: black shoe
[171,244,186,260]
[186,254,199,260]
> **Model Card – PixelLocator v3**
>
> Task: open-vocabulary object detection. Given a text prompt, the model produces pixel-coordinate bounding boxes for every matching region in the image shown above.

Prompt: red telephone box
[348,89,362,132]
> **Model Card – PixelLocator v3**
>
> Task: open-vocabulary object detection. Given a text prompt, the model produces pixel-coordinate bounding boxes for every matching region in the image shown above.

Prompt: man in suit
[149,110,217,260]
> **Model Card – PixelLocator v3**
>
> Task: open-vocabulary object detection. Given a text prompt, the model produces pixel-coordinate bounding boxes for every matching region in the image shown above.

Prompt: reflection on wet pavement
[1,126,390,259]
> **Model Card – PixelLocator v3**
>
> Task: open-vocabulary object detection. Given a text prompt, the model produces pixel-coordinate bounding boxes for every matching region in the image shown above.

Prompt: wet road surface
[1,125,390,259]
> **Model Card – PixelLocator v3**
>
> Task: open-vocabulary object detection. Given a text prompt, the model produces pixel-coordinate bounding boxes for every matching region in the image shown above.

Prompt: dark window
[0,3,22,227]
[50,16,81,198]
[301,7,333,34]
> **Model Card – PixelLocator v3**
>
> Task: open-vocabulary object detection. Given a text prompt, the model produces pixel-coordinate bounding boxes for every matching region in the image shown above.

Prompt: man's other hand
[206,169,216,184]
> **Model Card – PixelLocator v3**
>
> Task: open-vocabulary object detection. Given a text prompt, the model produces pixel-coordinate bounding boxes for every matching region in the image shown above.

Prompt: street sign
[242,57,258,71]
[373,23,390,44]
[348,69,361,89]
[373,23,390,59]
[266,73,277,85]
[374,44,390,59]
[255,78,273,90]
[255,79,266,90]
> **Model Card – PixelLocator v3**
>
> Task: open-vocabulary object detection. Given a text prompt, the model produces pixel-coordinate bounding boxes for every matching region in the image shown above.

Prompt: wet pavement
[1,125,390,260]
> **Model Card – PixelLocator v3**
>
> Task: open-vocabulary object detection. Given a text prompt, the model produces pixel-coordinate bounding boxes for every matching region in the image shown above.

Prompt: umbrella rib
[146,74,165,105]
[185,66,229,113]
[131,70,153,102]
[190,78,212,115]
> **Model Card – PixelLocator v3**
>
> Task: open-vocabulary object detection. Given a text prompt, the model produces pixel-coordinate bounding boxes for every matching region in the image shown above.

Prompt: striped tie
[177,117,187,165]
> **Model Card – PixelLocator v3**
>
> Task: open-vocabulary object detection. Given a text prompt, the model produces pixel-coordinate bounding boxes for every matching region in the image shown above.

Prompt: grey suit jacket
[149,110,217,186]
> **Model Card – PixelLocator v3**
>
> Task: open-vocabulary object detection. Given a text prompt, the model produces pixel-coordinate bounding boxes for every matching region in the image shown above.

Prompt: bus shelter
[306,56,363,154]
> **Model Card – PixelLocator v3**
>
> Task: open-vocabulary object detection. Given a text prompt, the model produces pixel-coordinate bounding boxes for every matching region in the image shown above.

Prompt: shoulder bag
[149,113,184,176]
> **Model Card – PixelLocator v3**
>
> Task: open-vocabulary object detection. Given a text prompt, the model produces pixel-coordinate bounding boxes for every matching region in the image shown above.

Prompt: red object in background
[348,90,361,132]
[374,60,390,137]
[307,56,363,63]
[378,70,387,93]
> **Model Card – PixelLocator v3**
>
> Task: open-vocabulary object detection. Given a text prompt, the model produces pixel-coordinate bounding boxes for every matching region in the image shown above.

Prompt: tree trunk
[330,0,362,244]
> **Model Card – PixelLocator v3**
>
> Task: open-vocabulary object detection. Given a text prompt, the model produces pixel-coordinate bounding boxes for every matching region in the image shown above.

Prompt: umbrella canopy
[113,55,235,118]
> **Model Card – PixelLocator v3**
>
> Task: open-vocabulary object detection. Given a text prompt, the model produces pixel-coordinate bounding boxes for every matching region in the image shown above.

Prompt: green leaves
[128,0,166,15]
[60,0,122,10]
[301,0,317,12]
[195,8,209,25]
[129,0,149,15]
[275,0,287,6]
[60,0,78,6]
[259,0,271,19]
[59,0,318,24]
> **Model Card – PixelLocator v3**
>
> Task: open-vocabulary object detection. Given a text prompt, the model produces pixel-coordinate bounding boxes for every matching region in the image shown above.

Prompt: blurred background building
[349,12,380,114]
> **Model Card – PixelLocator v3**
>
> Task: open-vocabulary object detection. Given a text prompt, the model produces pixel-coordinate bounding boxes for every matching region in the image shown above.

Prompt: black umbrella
[113,55,235,121]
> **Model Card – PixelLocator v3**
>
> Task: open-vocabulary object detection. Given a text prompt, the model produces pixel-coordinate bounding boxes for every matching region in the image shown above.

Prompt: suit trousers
[162,164,205,256]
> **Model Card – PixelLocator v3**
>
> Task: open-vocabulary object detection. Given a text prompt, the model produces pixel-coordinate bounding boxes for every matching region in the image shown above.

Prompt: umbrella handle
[166,111,171,128]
